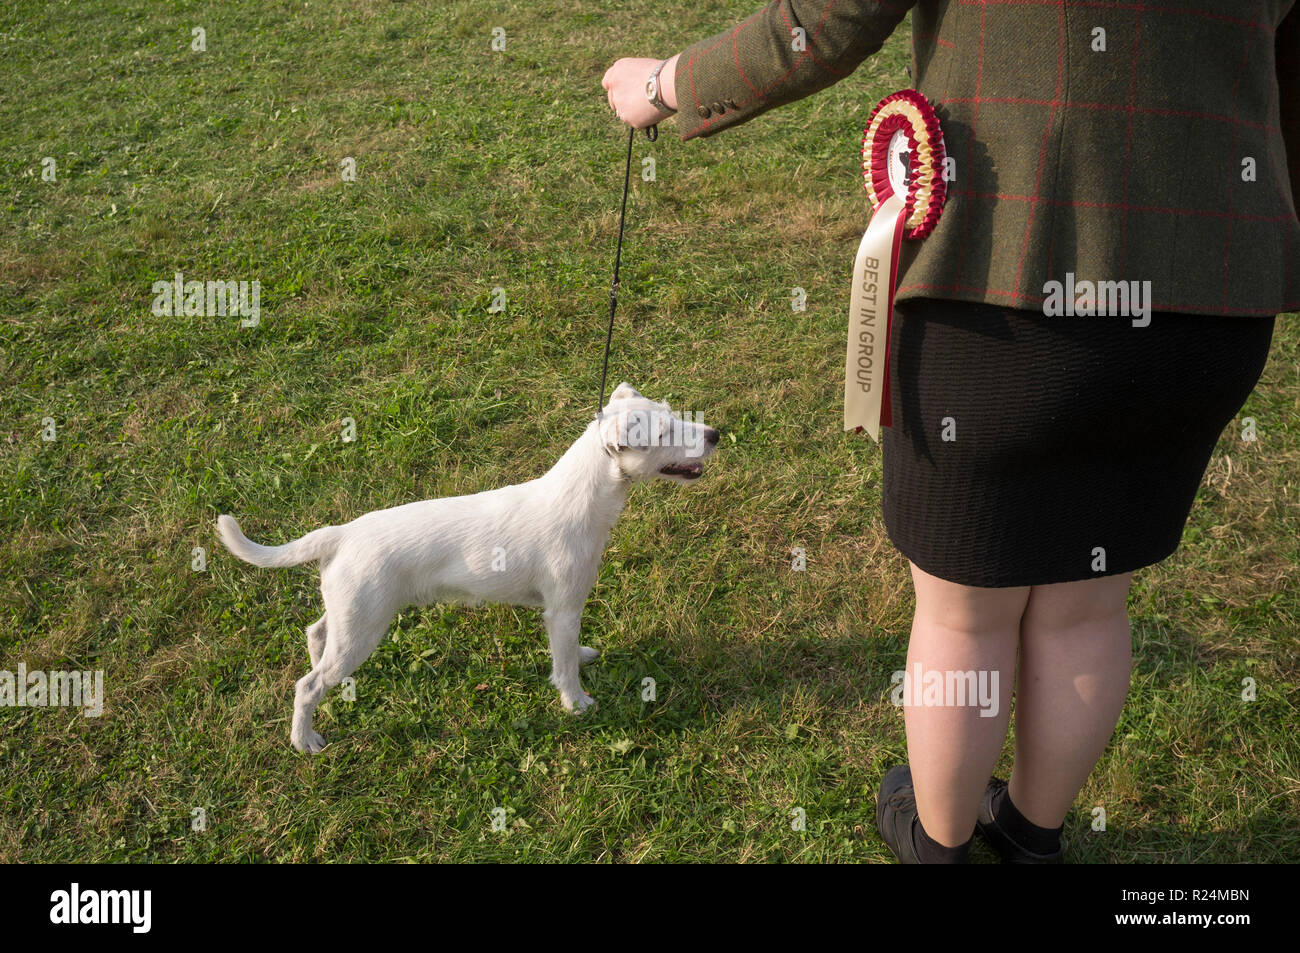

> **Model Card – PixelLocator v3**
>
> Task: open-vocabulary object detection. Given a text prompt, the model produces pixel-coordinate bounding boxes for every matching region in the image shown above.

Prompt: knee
[1022,574,1133,632]
[910,562,1031,634]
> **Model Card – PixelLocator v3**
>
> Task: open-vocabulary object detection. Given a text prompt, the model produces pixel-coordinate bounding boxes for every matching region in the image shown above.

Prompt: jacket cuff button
[696,105,712,118]
[711,101,725,114]
[724,98,738,110]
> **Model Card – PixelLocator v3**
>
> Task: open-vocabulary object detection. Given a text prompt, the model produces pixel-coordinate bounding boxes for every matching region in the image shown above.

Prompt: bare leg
[1009,572,1134,827]
[904,562,1028,847]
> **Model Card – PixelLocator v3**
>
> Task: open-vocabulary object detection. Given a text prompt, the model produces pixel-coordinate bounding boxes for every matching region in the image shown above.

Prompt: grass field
[1,0,1297,863]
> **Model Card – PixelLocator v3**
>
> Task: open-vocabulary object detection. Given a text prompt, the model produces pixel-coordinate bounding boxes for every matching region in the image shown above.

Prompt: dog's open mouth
[659,461,704,479]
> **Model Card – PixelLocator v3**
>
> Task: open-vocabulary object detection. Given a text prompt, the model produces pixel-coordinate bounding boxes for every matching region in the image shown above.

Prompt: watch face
[645,77,658,98]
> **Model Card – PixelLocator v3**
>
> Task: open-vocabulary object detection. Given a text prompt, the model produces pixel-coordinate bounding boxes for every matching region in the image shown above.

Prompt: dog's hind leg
[291,664,336,754]
[291,607,391,753]
[543,604,594,712]
[306,613,328,668]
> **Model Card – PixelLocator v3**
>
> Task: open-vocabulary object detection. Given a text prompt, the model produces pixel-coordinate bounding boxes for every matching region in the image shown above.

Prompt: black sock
[992,785,1063,855]
[912,817,972,863]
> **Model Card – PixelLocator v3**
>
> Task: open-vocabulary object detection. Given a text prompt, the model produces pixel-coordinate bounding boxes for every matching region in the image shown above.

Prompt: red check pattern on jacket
[673,0,1300,316]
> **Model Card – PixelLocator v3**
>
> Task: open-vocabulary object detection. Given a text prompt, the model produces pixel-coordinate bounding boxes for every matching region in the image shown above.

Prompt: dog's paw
[292,729,328,754]
[578,645,601,665]
[562,691,596,713]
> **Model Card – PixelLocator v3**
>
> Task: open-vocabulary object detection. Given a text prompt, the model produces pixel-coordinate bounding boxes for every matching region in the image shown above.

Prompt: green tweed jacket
[673,0,1300,316]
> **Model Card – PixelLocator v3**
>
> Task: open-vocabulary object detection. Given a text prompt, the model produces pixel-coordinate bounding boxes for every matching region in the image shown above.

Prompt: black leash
[596,122,657,417]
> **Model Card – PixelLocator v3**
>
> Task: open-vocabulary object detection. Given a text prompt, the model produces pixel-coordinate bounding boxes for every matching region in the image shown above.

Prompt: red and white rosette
[845,89,946,441]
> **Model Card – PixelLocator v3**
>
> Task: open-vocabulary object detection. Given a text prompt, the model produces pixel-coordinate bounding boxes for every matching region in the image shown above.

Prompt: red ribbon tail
[880,206,907,431]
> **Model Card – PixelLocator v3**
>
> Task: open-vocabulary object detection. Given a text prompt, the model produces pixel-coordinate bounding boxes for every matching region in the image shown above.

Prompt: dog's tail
[216,515,341,568]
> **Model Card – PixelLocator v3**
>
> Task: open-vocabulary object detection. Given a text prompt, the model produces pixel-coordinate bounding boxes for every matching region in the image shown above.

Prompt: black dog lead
[596,123,657,418]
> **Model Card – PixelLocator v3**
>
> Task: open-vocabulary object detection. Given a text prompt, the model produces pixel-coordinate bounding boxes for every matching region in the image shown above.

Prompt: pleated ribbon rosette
[845,90,947,442]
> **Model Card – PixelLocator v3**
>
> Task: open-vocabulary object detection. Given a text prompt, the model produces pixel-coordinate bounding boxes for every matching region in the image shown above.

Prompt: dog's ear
[596,410,626,455]
[610,381,642,402]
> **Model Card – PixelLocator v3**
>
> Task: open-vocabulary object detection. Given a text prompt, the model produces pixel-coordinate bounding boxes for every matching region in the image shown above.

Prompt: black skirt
[881,297,1276,588]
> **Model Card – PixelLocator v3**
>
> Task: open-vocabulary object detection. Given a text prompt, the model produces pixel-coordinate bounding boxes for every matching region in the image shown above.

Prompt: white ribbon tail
[844,192,905,442]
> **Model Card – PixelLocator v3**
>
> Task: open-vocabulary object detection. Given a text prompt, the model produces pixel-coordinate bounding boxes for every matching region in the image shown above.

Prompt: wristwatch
[645,59,675,115]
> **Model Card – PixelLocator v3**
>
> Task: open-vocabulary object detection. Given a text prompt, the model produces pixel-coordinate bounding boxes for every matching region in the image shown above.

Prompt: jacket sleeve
[672,0,918,141]
[1279,1,1300,215]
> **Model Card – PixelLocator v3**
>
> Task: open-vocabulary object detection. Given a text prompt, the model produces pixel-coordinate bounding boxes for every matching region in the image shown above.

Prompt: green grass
[1,0,1297,863]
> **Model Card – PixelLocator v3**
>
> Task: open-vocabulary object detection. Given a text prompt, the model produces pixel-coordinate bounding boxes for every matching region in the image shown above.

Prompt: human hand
[602,55,679,129]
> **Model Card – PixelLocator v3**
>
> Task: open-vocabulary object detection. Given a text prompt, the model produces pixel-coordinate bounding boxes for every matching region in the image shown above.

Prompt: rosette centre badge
[845,89,947,441]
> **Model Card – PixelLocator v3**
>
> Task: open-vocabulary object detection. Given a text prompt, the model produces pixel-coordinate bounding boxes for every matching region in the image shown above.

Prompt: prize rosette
[845,89,947,441]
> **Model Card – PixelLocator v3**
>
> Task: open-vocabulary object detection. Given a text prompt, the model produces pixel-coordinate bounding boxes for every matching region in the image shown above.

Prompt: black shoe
[875,764,924,863]
[976,777,1064,864]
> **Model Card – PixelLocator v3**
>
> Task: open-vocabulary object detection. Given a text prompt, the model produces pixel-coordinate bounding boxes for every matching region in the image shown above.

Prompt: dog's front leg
[543,604,594,712]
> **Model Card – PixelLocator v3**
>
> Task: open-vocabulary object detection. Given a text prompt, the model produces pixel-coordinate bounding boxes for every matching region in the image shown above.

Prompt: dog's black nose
[704,427,721,446]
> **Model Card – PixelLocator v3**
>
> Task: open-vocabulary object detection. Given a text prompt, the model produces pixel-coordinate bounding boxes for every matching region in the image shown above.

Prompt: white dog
[217,382,719,752]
